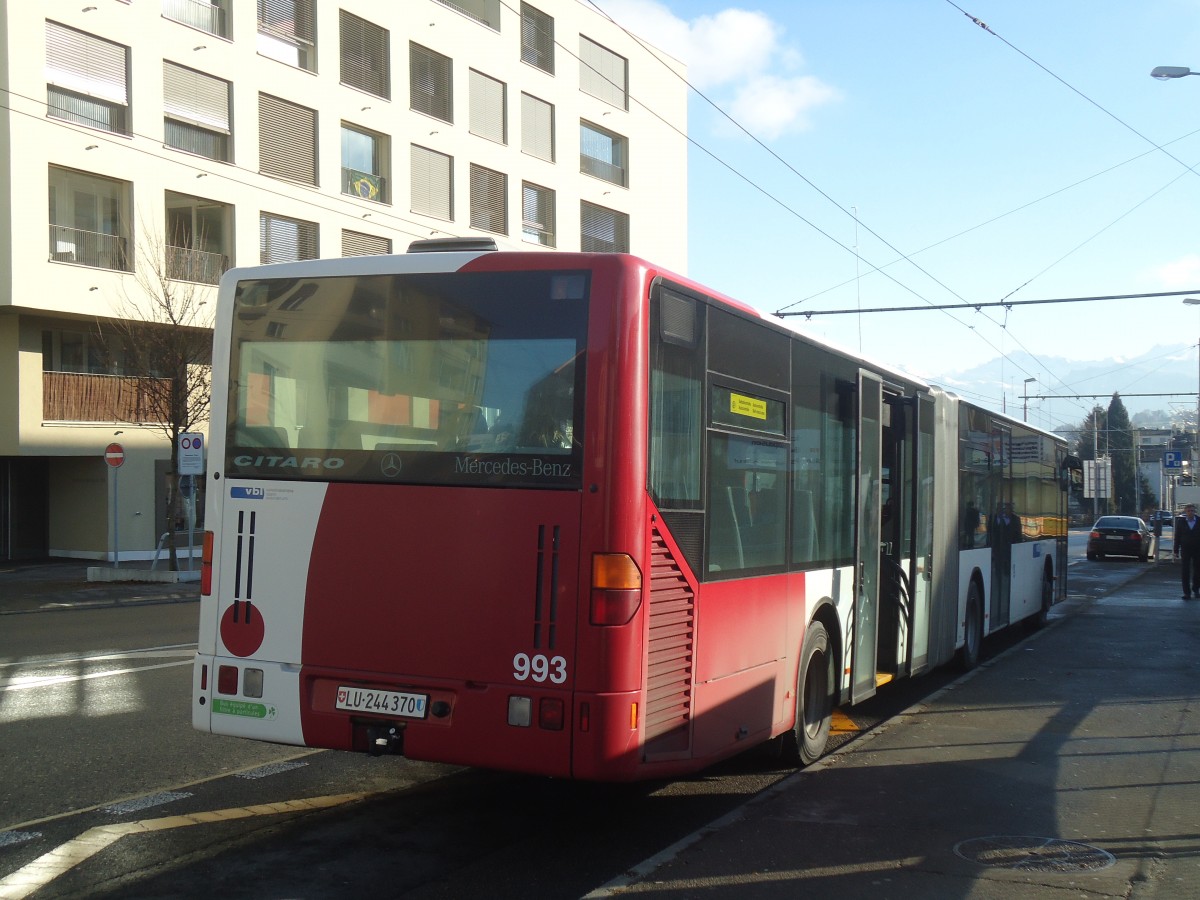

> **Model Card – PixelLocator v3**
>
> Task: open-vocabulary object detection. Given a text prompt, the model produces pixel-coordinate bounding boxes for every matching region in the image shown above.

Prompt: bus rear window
[225,270,588,488]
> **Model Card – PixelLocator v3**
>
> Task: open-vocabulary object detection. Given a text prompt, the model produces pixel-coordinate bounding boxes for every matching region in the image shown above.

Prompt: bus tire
[1032,567,1053,629]
[957,581,984,671]
[782,621,834,766]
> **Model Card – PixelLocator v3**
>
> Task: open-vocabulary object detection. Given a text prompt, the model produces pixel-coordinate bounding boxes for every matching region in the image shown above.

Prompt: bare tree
[100,225,216,569]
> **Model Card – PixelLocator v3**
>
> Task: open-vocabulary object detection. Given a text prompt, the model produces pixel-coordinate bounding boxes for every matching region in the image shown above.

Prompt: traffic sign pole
[105,442,125,568]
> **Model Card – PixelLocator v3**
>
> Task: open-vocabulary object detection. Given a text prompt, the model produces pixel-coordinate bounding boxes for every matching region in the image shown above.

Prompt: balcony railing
[163,0,229,37]
[166,245,230,285]
[43,372,169,423]
[48,225,130,271]
[341,167,388,203]
[580,154,627,187]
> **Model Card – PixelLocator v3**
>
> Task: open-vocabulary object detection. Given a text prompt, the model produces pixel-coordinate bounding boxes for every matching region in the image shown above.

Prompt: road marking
[102,792,192,816]
[0,661,191,693]
[0,793,370,900]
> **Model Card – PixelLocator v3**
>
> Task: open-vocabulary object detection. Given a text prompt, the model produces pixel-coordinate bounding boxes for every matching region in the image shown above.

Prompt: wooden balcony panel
[43,371,170,423]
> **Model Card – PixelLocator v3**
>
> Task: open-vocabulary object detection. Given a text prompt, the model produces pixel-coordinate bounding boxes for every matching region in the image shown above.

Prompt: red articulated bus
[193,238,1075,781]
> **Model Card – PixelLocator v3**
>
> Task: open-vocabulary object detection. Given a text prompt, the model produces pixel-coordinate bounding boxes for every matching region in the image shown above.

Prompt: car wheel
[1086,552,1096,561]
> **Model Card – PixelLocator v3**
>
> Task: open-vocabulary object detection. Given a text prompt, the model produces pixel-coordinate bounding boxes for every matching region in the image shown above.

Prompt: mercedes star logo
[381,453,403,478]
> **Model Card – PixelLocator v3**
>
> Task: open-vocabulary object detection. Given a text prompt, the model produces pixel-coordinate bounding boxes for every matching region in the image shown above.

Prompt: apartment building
[0,0,688,561]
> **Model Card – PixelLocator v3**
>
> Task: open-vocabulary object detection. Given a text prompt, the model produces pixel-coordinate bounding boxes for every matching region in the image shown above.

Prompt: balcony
[48,225,130,271]
[43,372,169,423]
[580,154,627,187]
[163,0,229,38]
[166,245,229,285]
[341,167,388,203]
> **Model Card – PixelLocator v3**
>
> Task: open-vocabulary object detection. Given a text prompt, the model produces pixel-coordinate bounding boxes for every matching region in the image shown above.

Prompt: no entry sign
[104,442,125,468]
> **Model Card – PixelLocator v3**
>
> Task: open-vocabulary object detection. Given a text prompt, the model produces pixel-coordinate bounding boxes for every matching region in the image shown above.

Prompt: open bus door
[851,370,883,704]
[907,392,936,675]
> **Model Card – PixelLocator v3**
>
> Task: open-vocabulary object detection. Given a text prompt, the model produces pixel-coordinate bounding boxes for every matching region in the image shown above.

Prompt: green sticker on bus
[213,699,276,719]
[729,392,767,420]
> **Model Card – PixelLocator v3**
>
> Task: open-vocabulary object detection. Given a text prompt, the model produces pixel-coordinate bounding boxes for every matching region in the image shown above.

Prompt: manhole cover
[954,836,1115,872]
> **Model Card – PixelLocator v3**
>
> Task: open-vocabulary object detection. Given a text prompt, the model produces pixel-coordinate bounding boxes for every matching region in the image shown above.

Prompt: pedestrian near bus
[1173,504,1200,599]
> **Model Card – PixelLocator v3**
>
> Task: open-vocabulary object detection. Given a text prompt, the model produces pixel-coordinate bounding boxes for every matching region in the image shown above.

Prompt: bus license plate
[335,686,428,719]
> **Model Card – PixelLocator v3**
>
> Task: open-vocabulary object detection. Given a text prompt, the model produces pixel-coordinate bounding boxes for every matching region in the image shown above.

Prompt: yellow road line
[0,792,370,900]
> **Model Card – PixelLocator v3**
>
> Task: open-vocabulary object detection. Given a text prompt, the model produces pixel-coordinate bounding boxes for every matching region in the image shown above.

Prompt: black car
[1087,515,1156,561]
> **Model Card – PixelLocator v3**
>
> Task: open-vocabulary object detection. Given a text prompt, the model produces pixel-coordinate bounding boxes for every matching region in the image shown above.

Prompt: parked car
[1149,510,1174,529]
[1087,515,1156,561]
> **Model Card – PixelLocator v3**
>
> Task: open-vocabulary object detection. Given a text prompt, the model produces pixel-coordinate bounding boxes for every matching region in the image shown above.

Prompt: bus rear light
[538,698,564,731]
[591,554,642,625]
[243,668,264,698]
[630,702,638,730]
[590,589,642,625]
[508,696,532,727]
[217,665,238,695]
[201,531,215,596]
[200,664,208,691]
[579,702,590,732]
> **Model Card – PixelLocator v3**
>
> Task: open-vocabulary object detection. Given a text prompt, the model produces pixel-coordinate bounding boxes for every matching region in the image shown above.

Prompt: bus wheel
[783,621,834,766]
[957,582,984,671]
[1032,568,1053,629]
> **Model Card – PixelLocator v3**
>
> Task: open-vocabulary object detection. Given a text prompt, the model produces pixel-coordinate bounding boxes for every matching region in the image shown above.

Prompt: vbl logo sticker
[230,486,266,499]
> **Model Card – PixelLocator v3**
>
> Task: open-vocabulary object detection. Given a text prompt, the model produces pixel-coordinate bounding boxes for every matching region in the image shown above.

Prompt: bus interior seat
[236,425,289,448]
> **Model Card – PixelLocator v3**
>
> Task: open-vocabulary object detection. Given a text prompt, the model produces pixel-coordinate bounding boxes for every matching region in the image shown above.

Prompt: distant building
[0,0,688,560]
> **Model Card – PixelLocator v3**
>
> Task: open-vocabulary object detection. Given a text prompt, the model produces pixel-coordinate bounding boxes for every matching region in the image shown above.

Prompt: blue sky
[597,0,1200,432]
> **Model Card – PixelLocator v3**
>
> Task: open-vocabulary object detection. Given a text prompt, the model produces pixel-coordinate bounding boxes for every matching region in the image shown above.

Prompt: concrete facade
[0,0,687,560]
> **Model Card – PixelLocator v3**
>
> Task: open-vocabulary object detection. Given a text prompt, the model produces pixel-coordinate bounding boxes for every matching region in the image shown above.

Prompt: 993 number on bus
[512,653,567,684]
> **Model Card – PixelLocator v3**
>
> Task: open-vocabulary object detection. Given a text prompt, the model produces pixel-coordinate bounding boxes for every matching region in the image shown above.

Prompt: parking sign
[1165,450,1183,470]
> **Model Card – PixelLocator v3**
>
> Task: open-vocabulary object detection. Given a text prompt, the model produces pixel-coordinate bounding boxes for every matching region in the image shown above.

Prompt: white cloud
[1152,254,1200,288]
[598,0,839,135]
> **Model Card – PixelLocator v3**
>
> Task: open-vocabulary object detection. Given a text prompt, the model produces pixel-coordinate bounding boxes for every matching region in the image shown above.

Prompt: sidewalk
[0,559,200,615]
[599,559,1200,899]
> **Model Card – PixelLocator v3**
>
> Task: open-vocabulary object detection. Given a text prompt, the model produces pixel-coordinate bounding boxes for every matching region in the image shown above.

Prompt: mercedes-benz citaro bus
[193,238,1078,781]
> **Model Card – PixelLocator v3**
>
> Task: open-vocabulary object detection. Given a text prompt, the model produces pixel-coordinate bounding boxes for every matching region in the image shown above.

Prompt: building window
[411,145,453,220]
[340,9,389,99]
[581,201,628,253]
[164,62,231,162]
[521,93,554,162]
[470,165,507,235]
[342,124,390,203]
[48,166,130,271]
[341,229,392,256]
[162,0,229,38]
[166,191,231,284]
[259,93,318,185]
[469,70,506,144]
[433,0,500,30]
[45,21,129,135]
[580,121,628,187]
[520,3,554,74]
[410,43,453,122]
[257,0,315,71]
[579,36,627,110]
[522,182,555,247]
[260,212,318,264]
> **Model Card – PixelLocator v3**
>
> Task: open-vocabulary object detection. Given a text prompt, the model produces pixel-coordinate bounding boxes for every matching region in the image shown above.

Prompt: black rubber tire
[781,621,834,766]
[957,581,984,671]
[1030,568,1053,629]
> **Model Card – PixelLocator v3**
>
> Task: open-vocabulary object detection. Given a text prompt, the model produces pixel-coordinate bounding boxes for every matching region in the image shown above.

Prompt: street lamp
[1022,376,1036,422]
[1151,66,1199,80]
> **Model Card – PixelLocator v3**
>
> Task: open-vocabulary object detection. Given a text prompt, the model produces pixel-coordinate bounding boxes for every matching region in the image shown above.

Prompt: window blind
[259,93,318,184]
[470,165,507,234]
[340,10,389,98]
[341,229,392,257]
[164,62,230,132]
[45,21,128,104]
[469,70,506,144]
[411,145,453,220]
[521,93,554,162]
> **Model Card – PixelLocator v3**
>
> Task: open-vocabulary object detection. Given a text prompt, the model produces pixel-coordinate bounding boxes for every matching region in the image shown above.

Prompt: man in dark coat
[1174,504,1200,599]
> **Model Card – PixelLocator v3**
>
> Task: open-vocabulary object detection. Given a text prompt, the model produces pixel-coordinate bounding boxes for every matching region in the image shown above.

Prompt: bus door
[907,393,936,675]
[851,370,883,704]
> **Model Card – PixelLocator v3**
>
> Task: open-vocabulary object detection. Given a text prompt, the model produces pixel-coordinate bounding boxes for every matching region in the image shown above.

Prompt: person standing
[1173,504,1200,599]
